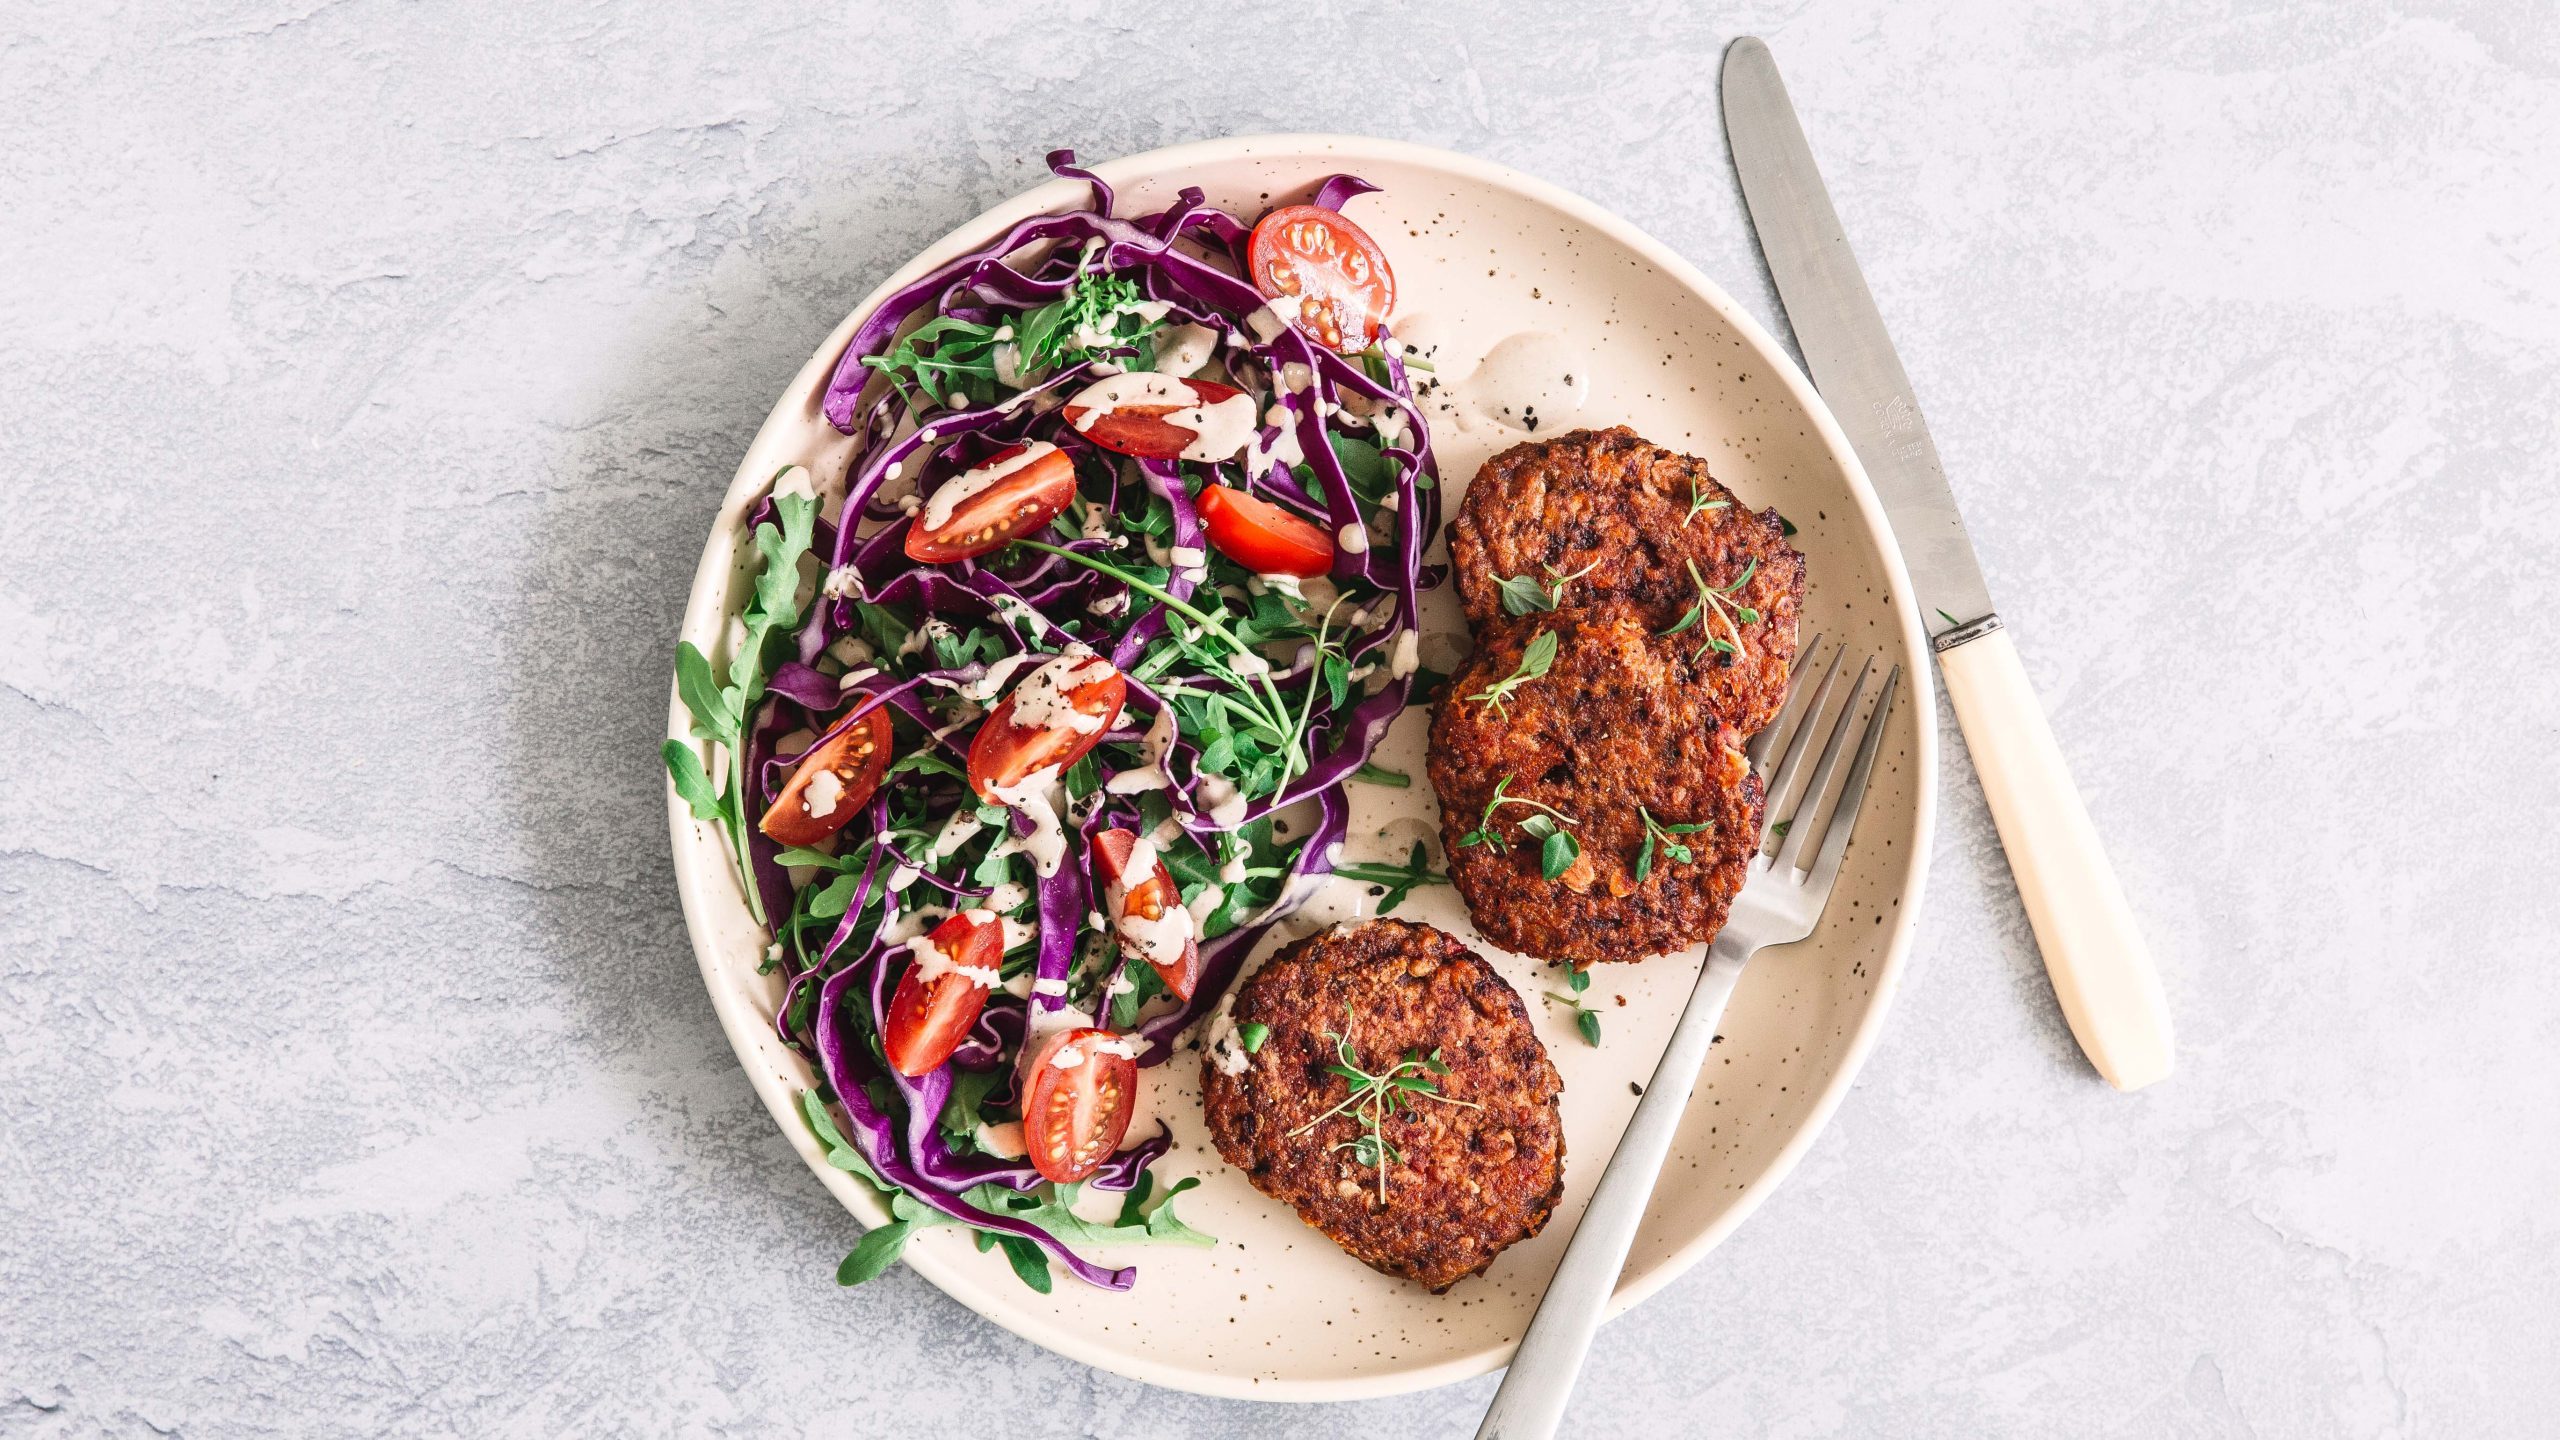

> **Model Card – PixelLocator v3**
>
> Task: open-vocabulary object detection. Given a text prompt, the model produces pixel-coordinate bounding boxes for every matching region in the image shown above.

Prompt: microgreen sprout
[1466,628,1558,716]
[1493,558,1603,617]
[1542,966,1603,1047]
[1633,805,1714,883]
[1332,840,1448,913]
[1684,474,1733,527]
[1457,775,1583,881]
[1658,557,1761,664]
[1287,1006,1480,1205]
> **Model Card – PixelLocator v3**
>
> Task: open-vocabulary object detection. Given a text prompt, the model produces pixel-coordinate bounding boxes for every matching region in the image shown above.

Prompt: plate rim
[664,131,1939,1402]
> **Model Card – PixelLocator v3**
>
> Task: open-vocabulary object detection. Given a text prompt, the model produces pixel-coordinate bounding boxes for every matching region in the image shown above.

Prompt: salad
[664,152,1443,1292]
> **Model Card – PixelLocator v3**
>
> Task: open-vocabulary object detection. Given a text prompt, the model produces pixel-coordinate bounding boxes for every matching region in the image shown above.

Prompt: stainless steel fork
[1477,640,1902,1440]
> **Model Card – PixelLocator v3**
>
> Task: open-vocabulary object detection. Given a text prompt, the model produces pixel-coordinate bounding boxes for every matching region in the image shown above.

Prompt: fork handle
[1938,624,2174,1090]
[1476,937,1751,1440]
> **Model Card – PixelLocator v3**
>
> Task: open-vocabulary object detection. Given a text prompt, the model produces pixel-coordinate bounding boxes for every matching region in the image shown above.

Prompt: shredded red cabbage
[744,150,1438,1291]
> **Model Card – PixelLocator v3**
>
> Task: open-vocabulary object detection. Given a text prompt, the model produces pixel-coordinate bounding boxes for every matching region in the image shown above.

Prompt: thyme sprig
[1543,966,1603,1047]
[1659,557,1761,664]
[1684,474,1733,527]
[1633,804,1714,883]
[1332,840,1448,913]
[1287,1006,1480,1205]
[1466,628,1558,716]
[1457,775,1583,881]
[1492,559,1602,617]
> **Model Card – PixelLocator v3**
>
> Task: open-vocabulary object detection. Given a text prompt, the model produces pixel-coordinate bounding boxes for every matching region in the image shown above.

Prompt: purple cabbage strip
[1308,174,1382,213]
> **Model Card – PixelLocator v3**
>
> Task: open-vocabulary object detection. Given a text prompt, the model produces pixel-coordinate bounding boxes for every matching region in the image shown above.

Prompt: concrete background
[5,1,2555,1434]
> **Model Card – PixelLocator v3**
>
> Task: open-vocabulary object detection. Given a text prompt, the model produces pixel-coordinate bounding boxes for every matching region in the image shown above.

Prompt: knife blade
[1721,36,2175,1090]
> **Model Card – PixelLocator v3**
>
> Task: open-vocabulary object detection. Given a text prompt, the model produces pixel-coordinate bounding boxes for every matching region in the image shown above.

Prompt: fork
[1476,640,1901,1440]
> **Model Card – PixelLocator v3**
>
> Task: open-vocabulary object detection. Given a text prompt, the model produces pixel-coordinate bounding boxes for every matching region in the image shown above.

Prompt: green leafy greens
[663,480,819,926]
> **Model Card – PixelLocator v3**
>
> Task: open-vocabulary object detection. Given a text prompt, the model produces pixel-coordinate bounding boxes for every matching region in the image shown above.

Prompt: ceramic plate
[666,134,1936,1401]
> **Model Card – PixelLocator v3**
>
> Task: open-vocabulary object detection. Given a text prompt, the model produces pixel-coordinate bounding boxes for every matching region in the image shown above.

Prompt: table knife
[1721,36,2173,1090]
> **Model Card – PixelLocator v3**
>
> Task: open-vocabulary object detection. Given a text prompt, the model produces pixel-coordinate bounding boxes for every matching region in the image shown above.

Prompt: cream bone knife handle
[1936,620,2175,1090]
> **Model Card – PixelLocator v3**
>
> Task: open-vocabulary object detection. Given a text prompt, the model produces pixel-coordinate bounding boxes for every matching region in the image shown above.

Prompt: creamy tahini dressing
[1147,322,1219,378]
[920,441,1061,534]
[1066,373,1259,464]
[1006,650,1114,735]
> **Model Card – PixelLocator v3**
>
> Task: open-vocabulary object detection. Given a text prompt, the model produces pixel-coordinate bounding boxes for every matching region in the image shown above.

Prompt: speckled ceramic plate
[666,135,1936,1401]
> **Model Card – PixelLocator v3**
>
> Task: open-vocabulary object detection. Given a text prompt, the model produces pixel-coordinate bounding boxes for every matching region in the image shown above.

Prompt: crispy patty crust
[1200,920,1564,1292]
[1429,616,1764,966]
[1449,426,1804,735]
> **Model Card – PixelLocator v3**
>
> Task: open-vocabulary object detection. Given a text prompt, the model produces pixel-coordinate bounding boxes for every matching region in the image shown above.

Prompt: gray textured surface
[5,1,2557,1434]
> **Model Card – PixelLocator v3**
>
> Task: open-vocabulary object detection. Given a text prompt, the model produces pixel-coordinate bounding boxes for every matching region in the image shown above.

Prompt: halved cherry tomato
[1091,828,1200,1001]
[1060,374,1251,462]
[966,654,1128,800]
[1197,485,1335,578]
[882,910,1005,1076]
[906,441,1077,563]
[1020,1026,1139,1183]
[758,701,893,847]
[1247,204,1396,352]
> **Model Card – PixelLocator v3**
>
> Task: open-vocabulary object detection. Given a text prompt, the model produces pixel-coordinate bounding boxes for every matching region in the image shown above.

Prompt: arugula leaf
[886,750,968,782]
[1328,433,1391,502]
[837,1216,917,1285]
[861,314,1003,411]
[994,1234,1054,1293]
[662,483,820,927]
[662,740,722,821]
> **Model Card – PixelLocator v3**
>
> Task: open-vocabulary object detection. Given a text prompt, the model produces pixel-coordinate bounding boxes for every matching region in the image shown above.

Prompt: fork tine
[1756,644,1848,847]
[1776,655,1876,872]
[1746,631,1825,771]
[1804,664,1900,897]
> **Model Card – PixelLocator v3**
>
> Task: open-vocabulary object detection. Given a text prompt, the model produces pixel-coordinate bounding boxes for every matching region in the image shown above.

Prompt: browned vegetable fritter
[1449,425,1804,734]
[1201,920,1564,1292]
[1429,617,1764,965]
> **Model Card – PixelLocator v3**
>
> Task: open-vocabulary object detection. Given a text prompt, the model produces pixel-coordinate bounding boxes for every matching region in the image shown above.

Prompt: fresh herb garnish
[1684,473,1733,527]
[1235,1021,1272,1053]
[1934,608,1961,629]
[1633,804,1713,883]
[1658,557,1761,664]
[1287,1007,1480,1205]
[1543,966,1604,1047]
[663,479,819,926]
[1492,559,1601,617]
[1456,775,1582,881]
[1332,841,1449,913]
[1466,628,1559,716]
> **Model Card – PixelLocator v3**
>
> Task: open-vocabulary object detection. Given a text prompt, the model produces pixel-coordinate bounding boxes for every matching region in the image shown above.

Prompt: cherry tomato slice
[881,910,1005,1076]
[1247,204,1396,353]
[1020,1027,1139,1183]
[906,441,1077,563]
[1091,827,1201,1002]
[1060,374,1252,462]
[1197,485,1335,578]
[758,701,894,848]
[966,654,1128,800]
